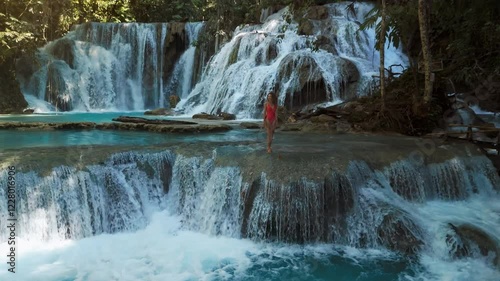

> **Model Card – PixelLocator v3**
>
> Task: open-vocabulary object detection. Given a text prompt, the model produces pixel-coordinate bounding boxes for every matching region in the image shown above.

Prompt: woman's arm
[263,102,267,120]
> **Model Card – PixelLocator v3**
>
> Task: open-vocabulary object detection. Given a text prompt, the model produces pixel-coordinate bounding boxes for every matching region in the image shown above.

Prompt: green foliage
[0,13,35,63]
[130,0,195,22]
[432,0,500,89]
[360,1,419,52]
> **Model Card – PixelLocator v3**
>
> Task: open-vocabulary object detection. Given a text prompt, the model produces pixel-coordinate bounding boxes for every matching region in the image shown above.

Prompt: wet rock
[447,223,500,268]
[314,35,337,55]
[377,211,423,255]
[53,122,95,130]
[0,117,233,134]
[47,38,76,69]
[192,112,221,120]
[113,116,195,125]
[162,23,188,87]
[241,173,356,243]
[266,38,279,62]
[298,20,315,36]
[98,122,232,133]
[45,61,74,111]
[342,58,360,83]
[218,112,236,120]
[144,108,173,115]
[0,122,96,130]
[277,53,328,110]
[240,122,261,129]
[22,108,35,114]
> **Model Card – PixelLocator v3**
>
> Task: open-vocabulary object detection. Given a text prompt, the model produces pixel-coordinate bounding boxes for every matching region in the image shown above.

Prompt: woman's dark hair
[267,91,277,105]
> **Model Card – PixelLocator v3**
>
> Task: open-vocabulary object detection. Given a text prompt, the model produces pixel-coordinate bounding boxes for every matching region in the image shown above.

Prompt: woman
[263,91,278,153]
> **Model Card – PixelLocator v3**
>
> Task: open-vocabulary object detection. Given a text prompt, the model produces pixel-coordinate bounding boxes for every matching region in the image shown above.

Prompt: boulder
[192,112,221,120]
[298,20,315,36]
[277,53,328,111]
[377,211,423,255]
[446,223,500,268]
[218,112,236,120]
[22,108,35,114]
[341,58,360,83]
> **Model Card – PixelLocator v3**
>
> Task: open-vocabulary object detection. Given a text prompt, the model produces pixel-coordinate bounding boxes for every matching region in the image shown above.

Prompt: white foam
[0,211,258,281]
[2,197,499,281]
[410,195,500,281]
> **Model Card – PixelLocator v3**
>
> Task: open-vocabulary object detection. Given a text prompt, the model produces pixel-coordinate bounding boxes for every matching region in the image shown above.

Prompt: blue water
[0,111,159,123]
[0,129,262,150]
[0,112,261,150]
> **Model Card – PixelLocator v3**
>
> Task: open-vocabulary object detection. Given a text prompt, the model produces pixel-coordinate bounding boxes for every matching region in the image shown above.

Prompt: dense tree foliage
[1,0,499,115]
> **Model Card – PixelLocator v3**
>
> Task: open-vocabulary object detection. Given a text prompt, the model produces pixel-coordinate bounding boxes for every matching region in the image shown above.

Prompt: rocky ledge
[0,116,232,133]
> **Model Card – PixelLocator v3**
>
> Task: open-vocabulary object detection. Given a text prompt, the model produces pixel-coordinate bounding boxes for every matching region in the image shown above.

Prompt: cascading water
[18,22,203,112]
[165,23,205,100]
[177,2,408,118]
[17,2,405,115]
[1,140,499,280]
[0,151,173,242]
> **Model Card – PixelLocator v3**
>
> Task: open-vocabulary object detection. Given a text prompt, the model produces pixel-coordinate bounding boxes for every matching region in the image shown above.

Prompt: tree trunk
[379,0,387,110]
[215,2,221,51]
[418,0,432,104]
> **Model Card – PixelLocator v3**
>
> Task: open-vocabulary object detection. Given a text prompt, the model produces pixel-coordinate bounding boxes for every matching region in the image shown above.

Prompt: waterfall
[1,146,499,271]
[0,151,173,241]
[165,23,205,100]
[18,22,203,112]
[17,2,407,115]
[2,150,498,245]
[177,2,408,118]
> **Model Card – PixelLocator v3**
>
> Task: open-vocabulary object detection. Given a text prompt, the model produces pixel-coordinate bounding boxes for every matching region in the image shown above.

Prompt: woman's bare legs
[265,120,275,153]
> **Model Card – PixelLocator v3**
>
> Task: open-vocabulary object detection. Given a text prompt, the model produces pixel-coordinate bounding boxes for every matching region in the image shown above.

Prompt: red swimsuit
[265,103,277,123]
